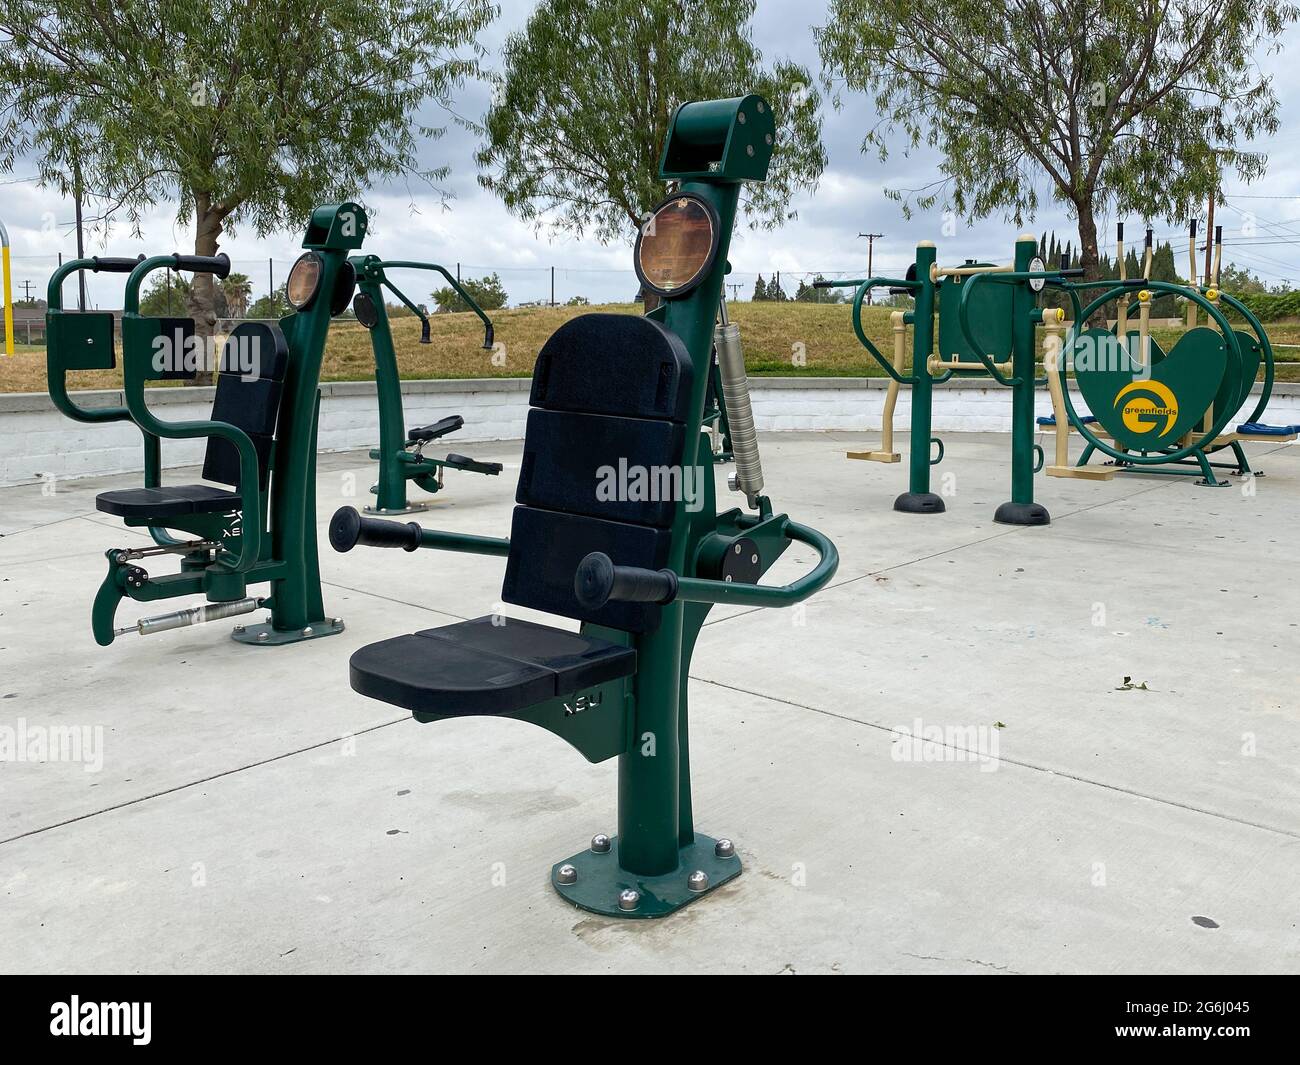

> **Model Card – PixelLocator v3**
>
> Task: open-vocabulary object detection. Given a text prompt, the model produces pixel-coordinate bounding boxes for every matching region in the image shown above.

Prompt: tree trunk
[1075,200,1108,329]
[185,193,224,386]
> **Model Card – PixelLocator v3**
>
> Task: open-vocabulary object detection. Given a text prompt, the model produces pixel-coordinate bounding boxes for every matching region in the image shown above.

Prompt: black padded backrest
[503,314,694,633]
[203,322,290,489]
[529,313,694,422]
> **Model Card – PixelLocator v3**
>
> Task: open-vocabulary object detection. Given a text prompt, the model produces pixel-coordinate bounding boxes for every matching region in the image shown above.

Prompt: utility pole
[21,279,34,302]
[858,233,883,304]
[551,265,556,306]
[73,161,87,311]
[727,282,744,301]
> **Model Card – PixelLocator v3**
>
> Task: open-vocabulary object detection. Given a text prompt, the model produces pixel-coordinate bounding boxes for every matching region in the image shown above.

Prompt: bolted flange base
[550,833,741,919]
[363,502,431,516]
[231,617,345,646]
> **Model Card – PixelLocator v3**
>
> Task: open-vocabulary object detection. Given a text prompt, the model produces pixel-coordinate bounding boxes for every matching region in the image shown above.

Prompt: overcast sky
[6,0,1300,308]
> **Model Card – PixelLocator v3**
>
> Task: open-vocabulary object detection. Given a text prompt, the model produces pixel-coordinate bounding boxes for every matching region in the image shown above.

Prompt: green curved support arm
[120,256,262,572]
[672,518,838,607]
[47,257,183,548]
[378,261,494,349]
[814,276,921,384]
[380,277,432,336]
[850,279,922,384]
[46,258,136,425]
[954,270,1078,388]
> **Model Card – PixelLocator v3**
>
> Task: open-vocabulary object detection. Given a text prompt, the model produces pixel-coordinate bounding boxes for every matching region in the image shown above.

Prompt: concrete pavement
[1,432,1297,973]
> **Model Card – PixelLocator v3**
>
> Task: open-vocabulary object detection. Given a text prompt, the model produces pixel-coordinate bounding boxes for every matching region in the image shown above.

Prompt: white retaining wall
[3,377,1297,488]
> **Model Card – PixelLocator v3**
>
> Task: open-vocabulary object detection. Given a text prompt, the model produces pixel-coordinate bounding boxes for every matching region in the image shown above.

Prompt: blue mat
[1236,422,1300,436]
[1037,415,1098,427]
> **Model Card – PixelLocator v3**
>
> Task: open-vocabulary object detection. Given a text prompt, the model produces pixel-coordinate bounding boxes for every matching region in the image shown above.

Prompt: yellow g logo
[1115,380,1178,438]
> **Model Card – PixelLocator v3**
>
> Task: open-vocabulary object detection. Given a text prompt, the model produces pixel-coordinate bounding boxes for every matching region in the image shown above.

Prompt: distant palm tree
[220,273,253,318]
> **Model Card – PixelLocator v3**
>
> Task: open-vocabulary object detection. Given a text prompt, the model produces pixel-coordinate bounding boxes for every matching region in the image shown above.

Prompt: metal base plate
[551,833,741,919]
[364,503,430,516]
[231,618,345,646]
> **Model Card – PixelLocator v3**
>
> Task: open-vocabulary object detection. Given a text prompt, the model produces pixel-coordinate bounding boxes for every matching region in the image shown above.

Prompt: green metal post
[266,215,361,635]
[895,242,944,514]
[355,268,412,513]
[616,178,740,877]
[994,235,1051,525]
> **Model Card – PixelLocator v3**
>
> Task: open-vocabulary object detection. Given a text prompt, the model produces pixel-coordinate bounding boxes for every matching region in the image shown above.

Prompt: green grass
[6,301,1300,394]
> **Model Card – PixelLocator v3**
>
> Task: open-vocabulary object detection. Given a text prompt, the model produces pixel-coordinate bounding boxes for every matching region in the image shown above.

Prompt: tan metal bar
[926,354,1013,375]
[930,262,1014,282]
[848,310,904,463]
[1042,321,1119,480]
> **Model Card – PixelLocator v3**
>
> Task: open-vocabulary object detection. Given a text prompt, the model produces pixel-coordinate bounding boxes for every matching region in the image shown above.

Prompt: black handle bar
[329,507,421,553]
[575,552,678,610]
[169,253,231,278]
[91,255,146,273]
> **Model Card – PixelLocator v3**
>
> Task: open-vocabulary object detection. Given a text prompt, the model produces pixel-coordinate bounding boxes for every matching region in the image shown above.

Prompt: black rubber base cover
[350,615,636,717]
[894,491,946,514]
[994,501,1051,526]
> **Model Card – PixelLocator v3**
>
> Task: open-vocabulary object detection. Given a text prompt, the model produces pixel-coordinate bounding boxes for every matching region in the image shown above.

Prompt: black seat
[349,616,636,716]
[95,322,289,521]
[95,484,241,518]
[350,313,693,718]
[408,415,464,443]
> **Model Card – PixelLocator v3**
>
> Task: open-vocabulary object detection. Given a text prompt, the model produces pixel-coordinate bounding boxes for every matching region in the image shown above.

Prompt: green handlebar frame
[119,255,263,572]
[375,261,494,350]
[47,256,182,549]
[955,269,1082,387]
[673,518,838,606]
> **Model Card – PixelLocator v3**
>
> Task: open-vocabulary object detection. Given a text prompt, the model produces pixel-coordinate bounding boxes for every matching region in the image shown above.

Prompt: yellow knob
[1138,289,1151,303]
[1053,307,1065,322]
[1206,287,1219,301]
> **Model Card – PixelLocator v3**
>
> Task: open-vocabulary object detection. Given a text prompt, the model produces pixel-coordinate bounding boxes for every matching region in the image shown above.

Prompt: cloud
[7,3,1300,306]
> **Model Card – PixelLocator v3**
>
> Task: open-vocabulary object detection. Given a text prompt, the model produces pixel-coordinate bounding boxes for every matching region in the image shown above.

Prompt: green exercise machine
[45,203,367,646]
[350,258,504,514]
[1042,223,1297,484]
[818,235,1081,524]
[330,95,839,918]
